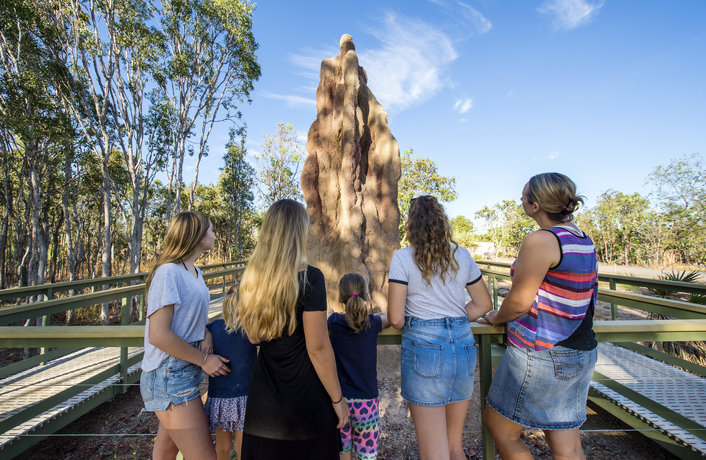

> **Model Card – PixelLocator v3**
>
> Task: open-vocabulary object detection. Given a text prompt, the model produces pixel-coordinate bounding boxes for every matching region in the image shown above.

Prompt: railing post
[139,293,146,322]
[492,276,499,309]
[119,296,129,394]
[479,333,496,459]
[610,279,618,320]
[222,275,226,297]
[39,287,53,365]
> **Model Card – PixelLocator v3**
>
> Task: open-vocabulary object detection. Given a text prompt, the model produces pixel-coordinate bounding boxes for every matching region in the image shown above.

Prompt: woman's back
[389,245,482,319]
[244,266,337,440]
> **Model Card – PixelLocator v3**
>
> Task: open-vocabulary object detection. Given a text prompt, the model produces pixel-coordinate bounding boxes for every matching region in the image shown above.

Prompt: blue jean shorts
[401,316,476,406]
[486,345,597,430]
[140,354,204,412]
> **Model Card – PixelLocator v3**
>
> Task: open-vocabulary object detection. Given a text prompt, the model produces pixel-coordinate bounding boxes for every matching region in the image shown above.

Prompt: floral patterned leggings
[339,397,380,459]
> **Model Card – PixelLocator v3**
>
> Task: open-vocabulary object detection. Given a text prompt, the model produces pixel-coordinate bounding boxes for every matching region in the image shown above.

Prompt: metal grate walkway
[592,342,706,454]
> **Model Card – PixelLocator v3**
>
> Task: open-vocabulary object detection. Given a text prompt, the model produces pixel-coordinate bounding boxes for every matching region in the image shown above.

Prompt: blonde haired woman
[481,173,598,460]
[236,199,347,460]
[388,196,492,460]
[140,211,231,460]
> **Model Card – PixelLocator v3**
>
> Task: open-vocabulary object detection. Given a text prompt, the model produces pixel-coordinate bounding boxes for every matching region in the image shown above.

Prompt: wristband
[332,395,343,404]
[200,353,209,367]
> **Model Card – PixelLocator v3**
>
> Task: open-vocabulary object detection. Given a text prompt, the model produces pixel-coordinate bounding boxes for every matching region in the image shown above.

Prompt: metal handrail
[0,260,248,303]
[476,259,706,295]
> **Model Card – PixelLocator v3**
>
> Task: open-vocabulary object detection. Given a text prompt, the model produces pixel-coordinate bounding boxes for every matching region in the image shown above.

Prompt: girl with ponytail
[328,273,390,460]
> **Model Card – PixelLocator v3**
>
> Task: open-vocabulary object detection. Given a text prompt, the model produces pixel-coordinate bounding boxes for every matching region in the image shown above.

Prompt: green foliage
[450,215,476,249]
[398,148,456,220]
[398,148,456,242]
[475,200,536,257]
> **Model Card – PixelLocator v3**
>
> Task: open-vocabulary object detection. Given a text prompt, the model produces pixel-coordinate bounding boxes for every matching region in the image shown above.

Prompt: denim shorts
[140,354,204,412]
[401,316,476,406]
[486,345,597,430]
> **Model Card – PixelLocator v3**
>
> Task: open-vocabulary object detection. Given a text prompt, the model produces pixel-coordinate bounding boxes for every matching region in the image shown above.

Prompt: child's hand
[201,354,230,378]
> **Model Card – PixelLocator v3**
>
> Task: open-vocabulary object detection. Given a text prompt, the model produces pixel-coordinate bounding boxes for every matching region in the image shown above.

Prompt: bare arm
[378,313,390,329]
[485,230,559,325]
[148,306,230,377]
[387,282,407,329]
[303,310,348,429]
[465,277,493,321]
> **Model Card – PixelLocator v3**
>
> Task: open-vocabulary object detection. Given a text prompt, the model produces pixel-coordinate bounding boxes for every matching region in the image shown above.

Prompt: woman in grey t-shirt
[140,211,230,460]
[388,196,492,460]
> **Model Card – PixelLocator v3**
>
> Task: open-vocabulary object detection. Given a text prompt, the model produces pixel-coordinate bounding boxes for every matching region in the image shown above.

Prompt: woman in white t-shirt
[140,211,231,460]
[388,196,492,460]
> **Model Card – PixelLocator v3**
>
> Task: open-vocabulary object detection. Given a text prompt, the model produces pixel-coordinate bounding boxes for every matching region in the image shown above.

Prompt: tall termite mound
[301,34,401,310]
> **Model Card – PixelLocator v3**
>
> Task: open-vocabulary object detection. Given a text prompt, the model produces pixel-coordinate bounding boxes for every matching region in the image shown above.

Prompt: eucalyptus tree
[158,0,260,216]
[0,0,73,292]
[256,123,304,207]
[647,153,706,264]
[220,126,255,259]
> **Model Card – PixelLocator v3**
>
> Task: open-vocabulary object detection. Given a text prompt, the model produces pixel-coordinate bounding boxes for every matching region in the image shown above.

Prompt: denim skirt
[140,354,204,412]
[401,316,476,406]
[485,345,597,430]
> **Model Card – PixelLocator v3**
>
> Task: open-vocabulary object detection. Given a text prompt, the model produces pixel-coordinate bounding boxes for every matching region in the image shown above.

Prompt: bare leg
[445,400,471,460]
[153,422,179,460]
[215,429,233,460]
[544,428,586,460]
[339,449,352,460]
[483,405,532,460]
[408,403,450,460]
[154,400,216,460]
[233,429,243,460]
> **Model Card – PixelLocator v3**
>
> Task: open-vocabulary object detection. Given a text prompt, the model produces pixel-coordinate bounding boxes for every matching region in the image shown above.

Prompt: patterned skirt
[204,395,248,432]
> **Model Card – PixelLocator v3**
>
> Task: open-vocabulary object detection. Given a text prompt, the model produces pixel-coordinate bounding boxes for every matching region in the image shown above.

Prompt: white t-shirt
[388,245,482,320]
[141,262,210,372]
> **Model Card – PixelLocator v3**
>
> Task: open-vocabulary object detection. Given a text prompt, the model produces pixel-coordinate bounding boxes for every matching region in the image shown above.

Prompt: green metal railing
[2,262,706,458]
[0,260,246,304]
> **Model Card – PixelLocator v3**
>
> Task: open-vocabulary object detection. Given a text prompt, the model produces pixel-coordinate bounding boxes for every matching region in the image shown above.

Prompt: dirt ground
[21,342,679,460]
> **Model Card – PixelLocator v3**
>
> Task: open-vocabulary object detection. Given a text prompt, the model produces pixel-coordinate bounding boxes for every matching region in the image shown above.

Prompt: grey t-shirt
[388,245,482,320]
[141,262,210,372]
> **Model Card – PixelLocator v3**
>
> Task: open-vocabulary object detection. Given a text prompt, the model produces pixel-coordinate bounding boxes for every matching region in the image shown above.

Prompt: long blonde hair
[406,195,459,284]
[235,199,309,341]
[339,273,370,333]
[146,211,211,295]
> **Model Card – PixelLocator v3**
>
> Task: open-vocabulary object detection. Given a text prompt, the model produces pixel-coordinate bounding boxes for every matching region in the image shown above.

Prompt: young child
[328,273,390,460]
[204,285,257,460]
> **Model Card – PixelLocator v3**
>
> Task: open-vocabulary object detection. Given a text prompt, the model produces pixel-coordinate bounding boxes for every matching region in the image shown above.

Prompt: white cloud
[262,92,316,109]
[453,97,473,114]
[547,151,561,160]
[360,12,459,111]
[455,1,492,34]
[538,0,604,31]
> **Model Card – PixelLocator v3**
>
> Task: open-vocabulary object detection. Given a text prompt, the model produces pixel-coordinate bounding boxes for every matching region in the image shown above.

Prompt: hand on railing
[201,354,230,378]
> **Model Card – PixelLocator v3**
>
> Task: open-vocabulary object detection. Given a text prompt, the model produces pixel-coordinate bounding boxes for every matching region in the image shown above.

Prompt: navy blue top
[328,313,383,399]
[206,319,257,398]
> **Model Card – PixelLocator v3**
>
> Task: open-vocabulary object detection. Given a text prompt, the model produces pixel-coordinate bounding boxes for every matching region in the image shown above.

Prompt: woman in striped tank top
[479,173,598,460]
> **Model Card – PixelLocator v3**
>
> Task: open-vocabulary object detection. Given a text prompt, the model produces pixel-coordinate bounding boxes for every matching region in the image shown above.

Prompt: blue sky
[194,0,706,219]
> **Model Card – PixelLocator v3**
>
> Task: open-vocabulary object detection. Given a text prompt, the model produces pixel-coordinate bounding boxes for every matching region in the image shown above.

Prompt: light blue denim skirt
[140,353,204,412]
[401,316,476,406]
[486,345,597,430]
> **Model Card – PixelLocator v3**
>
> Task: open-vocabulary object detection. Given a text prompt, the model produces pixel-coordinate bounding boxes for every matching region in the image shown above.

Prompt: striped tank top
[507,226,598,351]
